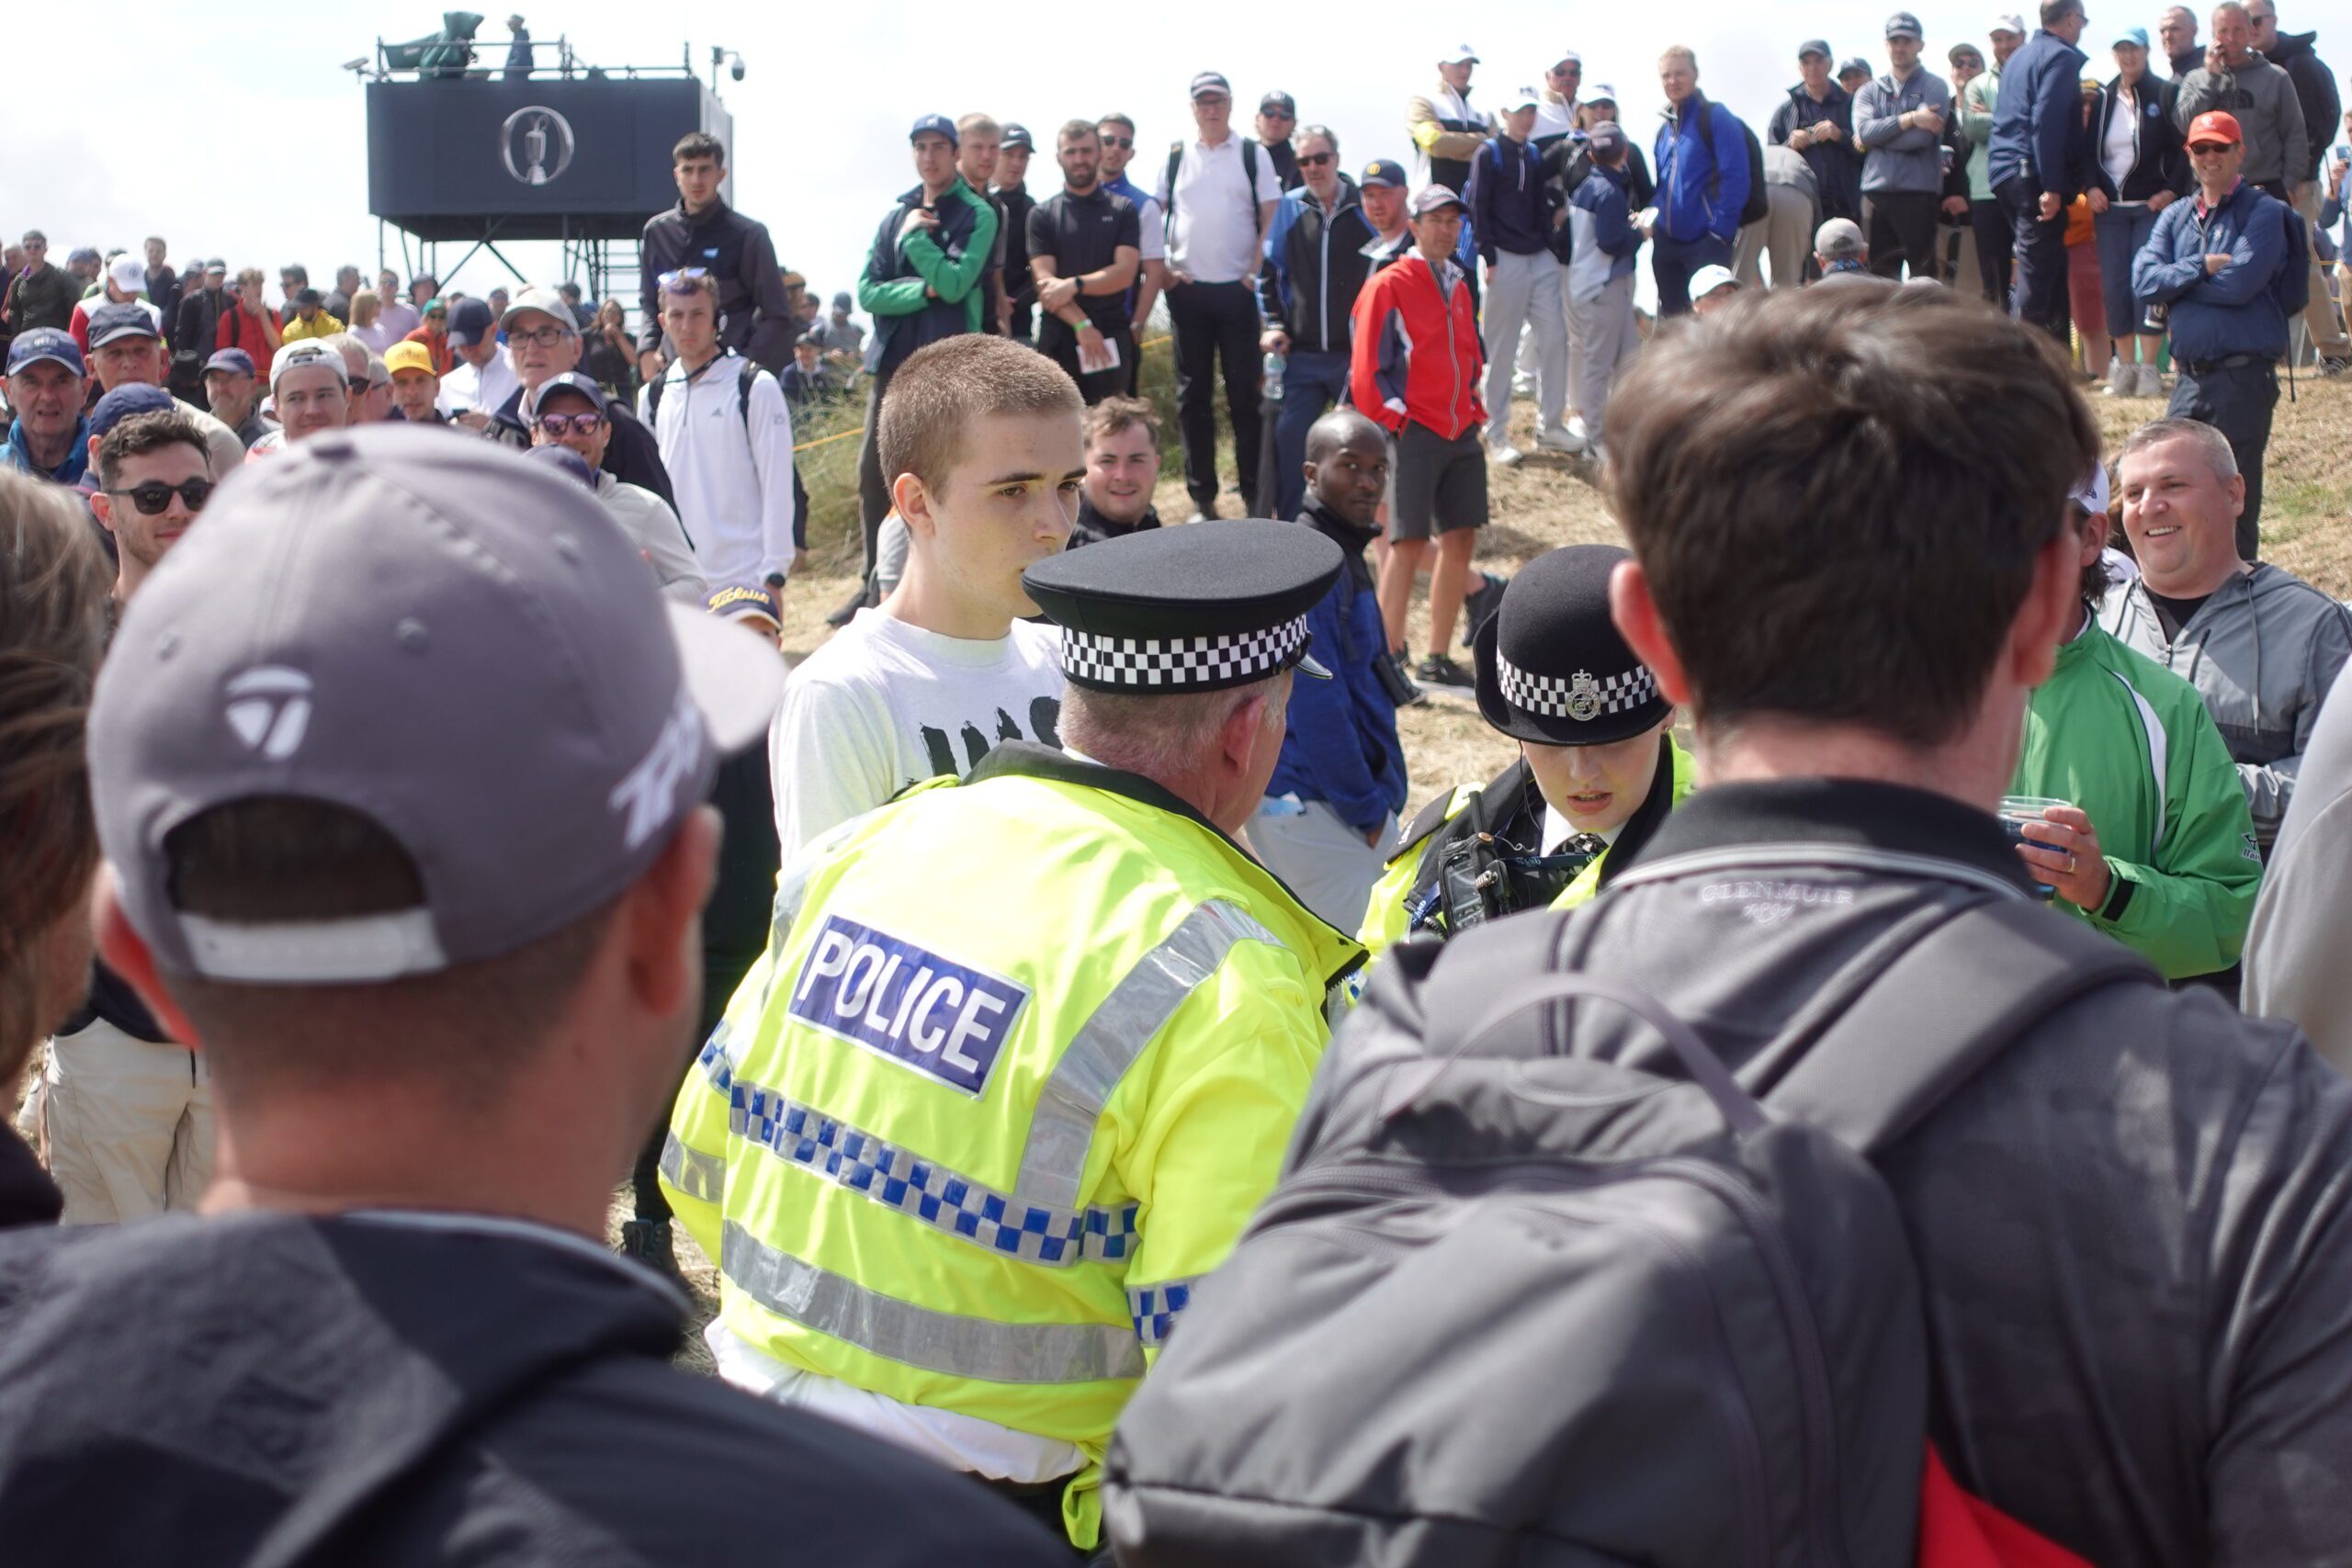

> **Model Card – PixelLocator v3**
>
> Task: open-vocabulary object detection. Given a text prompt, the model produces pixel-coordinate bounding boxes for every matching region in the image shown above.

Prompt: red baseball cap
[2186,111,2244,147]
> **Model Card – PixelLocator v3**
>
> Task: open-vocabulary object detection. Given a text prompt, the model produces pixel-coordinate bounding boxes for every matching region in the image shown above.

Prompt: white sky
[15,3,2171,321]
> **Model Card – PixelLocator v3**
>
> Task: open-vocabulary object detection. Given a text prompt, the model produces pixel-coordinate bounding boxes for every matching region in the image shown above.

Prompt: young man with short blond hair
[768,333,1079,861]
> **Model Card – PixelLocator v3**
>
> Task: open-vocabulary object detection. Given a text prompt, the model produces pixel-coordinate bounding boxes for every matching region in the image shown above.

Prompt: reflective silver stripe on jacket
[720,1220,1147,1384]
[1013,899,1282,1211]
[659,1134,727,1203]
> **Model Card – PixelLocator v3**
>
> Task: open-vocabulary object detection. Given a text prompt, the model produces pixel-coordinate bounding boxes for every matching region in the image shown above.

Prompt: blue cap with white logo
[910,113,959,146]
[90,383,176,437]
[6,328,85,378]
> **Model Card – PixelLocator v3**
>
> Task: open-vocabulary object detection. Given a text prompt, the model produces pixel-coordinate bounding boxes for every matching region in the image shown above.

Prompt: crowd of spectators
[2,8,2352,1564]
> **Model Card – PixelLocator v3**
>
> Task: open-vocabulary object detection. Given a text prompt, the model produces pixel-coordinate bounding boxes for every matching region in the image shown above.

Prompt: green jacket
[2011,617,2262,978]
[1961,69,1999,202]
[856,177,1000,373]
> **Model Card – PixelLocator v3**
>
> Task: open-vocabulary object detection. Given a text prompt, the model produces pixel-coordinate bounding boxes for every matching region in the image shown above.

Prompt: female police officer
[1361,543,1694,959]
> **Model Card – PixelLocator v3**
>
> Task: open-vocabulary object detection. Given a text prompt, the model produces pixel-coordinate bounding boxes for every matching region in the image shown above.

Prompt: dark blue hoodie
[2132,178,2295,362]
[0,1211,1066,1567]
[1987,28,2090,197]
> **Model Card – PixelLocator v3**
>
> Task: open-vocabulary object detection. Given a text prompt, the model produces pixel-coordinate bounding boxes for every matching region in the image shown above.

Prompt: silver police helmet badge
[1567,671,1603,723]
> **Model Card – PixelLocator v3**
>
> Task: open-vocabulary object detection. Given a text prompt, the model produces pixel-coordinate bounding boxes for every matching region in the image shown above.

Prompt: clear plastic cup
[1998,795,2068,899]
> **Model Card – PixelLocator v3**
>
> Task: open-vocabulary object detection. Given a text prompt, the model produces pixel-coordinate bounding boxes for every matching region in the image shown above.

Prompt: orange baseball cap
[2186,111,2244,147]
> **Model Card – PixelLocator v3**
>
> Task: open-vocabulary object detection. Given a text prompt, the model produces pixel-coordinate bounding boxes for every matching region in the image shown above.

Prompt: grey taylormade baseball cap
[89,425,784,984]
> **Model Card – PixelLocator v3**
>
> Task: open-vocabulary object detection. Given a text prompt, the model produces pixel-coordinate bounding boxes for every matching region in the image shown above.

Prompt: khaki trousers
[43,1017,213,1224]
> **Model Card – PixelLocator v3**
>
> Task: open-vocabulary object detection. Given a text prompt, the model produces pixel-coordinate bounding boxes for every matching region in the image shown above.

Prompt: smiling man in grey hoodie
[2104,417,2352,852]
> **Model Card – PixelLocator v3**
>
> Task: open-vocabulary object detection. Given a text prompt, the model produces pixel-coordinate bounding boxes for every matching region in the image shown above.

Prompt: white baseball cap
[1690,265,1741,300]
[1438,42,1479,64]
[1990,13,2026,34]
[109,254,148,294]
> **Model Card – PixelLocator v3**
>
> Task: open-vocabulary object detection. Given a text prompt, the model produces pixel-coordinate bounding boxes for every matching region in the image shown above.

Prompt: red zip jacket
[1349,251,1485,442]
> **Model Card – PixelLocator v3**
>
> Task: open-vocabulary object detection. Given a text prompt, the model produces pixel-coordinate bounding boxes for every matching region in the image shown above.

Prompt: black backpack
[1104,897,2154,1566]
[1737,114,1770,226]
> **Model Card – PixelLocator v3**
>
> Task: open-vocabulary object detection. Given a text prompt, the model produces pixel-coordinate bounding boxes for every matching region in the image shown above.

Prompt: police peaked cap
[1474,544,1671,745]
[1023,519,1340,694]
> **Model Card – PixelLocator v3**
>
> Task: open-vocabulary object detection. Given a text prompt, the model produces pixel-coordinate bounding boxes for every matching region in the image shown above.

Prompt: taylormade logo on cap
[221,668,315,761]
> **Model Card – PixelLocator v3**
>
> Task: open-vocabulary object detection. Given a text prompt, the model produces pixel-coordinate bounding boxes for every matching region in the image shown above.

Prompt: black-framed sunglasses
[1297,152,1335,167]
[107,479,213,515]
[1100,134,1134,148]
[535,412,605,436]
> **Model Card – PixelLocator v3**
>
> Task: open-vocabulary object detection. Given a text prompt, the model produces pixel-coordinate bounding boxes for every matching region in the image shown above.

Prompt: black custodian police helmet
[1474,544,1671,746]
[1023,519,1340,694]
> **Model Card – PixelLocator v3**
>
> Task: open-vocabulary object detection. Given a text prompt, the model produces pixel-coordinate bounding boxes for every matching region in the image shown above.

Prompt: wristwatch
[763,572,786,591]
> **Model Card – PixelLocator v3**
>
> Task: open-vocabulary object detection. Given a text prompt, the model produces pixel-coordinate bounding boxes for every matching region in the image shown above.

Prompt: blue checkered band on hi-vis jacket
[1061,616,1309,690]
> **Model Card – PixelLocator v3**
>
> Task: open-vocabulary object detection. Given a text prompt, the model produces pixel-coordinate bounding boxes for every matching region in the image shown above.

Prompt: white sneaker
[1537,424,1587,454]
[1512,373,1535,398]
[2100,355,2129,397]
[1488,442,1524,468]
[1565,414,1591,446]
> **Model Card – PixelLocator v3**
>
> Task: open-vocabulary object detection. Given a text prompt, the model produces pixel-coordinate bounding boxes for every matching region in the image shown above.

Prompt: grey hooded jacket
[2102,564,2352,846]
[2173,52,2311,189]
[1381,778,2352,1565]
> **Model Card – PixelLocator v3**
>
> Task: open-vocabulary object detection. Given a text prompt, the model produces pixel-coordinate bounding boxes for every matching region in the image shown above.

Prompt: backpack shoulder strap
[1165,142,1185,231]
[1242,137,1260,190]
[737,356,761,435]
[1764,897,2158,1156]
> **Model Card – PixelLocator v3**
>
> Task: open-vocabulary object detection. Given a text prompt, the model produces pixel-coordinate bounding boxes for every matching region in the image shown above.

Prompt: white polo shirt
[1155,132,1283,283]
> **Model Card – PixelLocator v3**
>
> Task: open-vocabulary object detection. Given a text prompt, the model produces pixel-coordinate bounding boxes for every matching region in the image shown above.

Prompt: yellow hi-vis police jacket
[662,742,1363,1550]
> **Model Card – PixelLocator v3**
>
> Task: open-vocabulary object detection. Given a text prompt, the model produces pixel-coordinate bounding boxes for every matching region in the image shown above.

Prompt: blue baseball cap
[1798,38,1834,60]
[524,443,597,489]
[447,297,498,348]
[910,113,958,146]
[204,348,256,378]
[1360,158,1408,189]
[88,302,162,350]
[2113,24,2150,47]
[90,383,176,437]
[6,328,85,378]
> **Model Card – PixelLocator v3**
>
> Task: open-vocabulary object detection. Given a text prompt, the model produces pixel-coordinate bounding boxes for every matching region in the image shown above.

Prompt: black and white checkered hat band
[1496,650,1657,722]
[1063,615,1310,691]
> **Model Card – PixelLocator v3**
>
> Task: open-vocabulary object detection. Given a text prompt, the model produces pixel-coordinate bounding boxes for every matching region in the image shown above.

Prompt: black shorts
[1390,423,1490,541]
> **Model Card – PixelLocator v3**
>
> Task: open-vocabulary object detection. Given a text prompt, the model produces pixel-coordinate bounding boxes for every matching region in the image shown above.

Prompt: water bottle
[1263,350,1285,402]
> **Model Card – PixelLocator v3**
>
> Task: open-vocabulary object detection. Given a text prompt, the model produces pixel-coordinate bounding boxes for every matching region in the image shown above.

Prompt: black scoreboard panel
[368,77,733,240]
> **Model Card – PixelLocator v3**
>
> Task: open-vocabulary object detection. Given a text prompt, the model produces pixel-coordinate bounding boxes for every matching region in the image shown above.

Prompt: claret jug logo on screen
[502,107,576,186]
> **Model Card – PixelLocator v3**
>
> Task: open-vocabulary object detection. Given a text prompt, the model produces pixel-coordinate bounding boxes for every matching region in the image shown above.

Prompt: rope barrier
[790,334,1177,453]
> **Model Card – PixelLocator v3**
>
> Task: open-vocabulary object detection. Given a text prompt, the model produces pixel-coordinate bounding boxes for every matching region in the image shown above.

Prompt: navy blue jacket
[1652,92,1750,244]
[2132,179,2294,362]
[1989,28,2090,197]
[1258,183,1378,354]
[1269,502,1408,833]
[1567,162,1642,289]
[1768,83,1863,220]
[1467,135,1554,263]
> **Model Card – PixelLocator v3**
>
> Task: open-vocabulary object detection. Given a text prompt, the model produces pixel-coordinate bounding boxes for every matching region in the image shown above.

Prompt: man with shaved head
[1247,407,1409,931]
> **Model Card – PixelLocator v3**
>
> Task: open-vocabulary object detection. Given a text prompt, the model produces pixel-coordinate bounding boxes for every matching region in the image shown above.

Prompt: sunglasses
[659,266,711,293]
[107,478,212,515]
[508,323,574,347]
[535,412,605,436]
[1100,134,1134,148]
[1298,152,1335,167]
[2188,141,2234,154]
